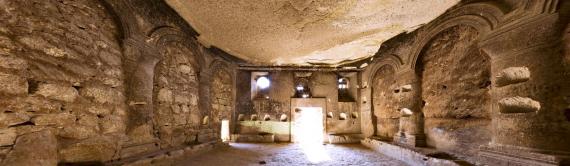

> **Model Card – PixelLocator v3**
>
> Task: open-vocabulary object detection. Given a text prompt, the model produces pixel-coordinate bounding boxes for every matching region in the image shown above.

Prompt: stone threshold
[104,141,227,166]
[361,138,472,166]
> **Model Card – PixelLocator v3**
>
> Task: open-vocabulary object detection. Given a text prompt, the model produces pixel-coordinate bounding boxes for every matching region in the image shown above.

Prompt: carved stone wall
[360,0,570,165]
[417,25,492,159]
[0,0,236,164]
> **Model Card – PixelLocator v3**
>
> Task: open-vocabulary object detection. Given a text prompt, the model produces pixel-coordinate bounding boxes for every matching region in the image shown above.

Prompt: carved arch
[408,2,506,70]
[99,0,142,40]
[148,26,206,71]
[367,54,404,84]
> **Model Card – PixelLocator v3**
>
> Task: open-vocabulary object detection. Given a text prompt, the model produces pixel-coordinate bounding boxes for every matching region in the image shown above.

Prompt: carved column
[393,69,426,147]
[478,10,570,165]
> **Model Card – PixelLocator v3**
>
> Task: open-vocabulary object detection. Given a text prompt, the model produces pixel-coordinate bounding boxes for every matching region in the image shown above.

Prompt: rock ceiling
[166,0,459,66]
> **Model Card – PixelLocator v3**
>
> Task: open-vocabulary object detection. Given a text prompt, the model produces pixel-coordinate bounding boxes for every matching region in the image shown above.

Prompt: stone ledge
[479,144,570,166]
[361,138,470,166]
[105,140,227,166]
[231,133,274,143]
[328,133,362,144]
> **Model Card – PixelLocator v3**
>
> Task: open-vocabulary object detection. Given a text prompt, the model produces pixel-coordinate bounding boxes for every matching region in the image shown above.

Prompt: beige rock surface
[166,0,459,65]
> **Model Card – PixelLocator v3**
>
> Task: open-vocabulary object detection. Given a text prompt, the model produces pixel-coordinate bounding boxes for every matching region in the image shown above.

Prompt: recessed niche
[280,114,288,122]
[339,113,347,120]
[327,112,334,118]
[251,114,258,121]
[351,112,358,119]
[238,114,245,121]
[263,114,271,121]
[202,116,209,125]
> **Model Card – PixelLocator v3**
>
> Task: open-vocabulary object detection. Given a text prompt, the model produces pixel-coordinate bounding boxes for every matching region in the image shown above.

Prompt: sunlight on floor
[296,107,331,163]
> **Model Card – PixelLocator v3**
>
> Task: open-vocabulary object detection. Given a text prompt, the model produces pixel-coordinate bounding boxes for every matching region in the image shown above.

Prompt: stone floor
[176,143,407,166]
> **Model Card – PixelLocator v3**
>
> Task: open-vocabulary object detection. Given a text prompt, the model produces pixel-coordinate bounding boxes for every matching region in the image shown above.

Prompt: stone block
[498,97,541,113]
[167,149,184,158]
[0,128,17,146]
[174,94,190,104]
[36,83,79,102]
[120,143,159,159]
[31,113,76,127]
[0,113,30,128]
[59,125,98,139]
[178,65,194,74]
[1,130,57,166]
[0,55,27,70]
[59,136,118,163]
[495,67,530,87]
[0,73,27,95]
[80,86,123,104]
[77,113,99,127]
[157,88,173,103]
[101,115,126,134]
[87,106,112,115]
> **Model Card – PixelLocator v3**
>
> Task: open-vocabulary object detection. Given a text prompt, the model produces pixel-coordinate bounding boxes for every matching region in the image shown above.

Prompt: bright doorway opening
[221,119,230,142]
[293,107,324,143]
[292,107,330,163]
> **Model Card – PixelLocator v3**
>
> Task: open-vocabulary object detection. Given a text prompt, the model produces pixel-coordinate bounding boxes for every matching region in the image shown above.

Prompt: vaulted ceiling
[166,0,459,66]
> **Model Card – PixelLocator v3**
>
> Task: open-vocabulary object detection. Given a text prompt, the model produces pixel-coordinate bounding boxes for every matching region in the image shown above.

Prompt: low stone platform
[231,133,275,143]
[361,138,471,166]
[328,134,362,144]
[479,144,570,166]
[106,141,227,166]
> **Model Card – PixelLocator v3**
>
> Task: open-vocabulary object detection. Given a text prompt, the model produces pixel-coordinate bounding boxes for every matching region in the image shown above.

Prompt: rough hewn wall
[0,0,125,164]
[0,0,235,165]
[418,25,491,159]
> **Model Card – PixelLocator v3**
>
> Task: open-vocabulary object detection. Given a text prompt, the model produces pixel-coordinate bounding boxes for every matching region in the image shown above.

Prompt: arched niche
[209,61,234,129]
[151,29,201,148]
[416,25,491,118]
[371,65,400,139]
[414,25,491,157]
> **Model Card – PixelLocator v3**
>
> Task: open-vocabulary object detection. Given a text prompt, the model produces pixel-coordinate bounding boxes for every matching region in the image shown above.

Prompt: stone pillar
[393,69,426,147]
[478,12,570,165]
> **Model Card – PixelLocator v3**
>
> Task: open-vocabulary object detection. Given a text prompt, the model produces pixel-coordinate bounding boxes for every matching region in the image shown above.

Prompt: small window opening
[251,114,258,121]
[256,76,270,89]
[338,78,348,89]
[338,77,355,102]
[294,78,311,98]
